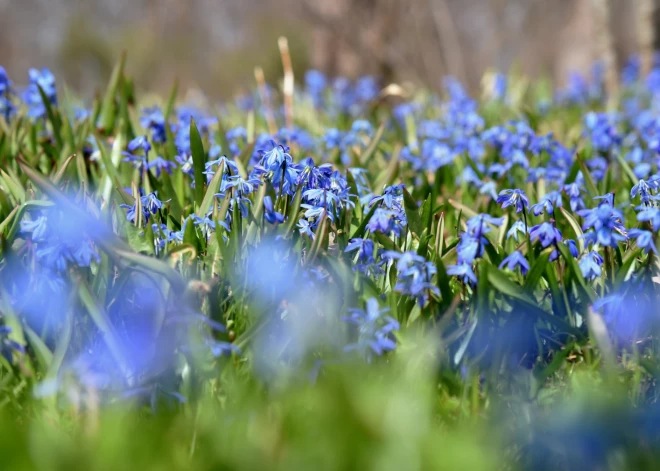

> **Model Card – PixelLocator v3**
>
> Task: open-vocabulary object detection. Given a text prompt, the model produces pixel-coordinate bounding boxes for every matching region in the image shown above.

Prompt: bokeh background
[0,0,656,98]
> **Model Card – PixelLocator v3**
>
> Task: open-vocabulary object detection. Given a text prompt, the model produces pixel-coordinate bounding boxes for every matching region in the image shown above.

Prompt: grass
[0,58,659,470]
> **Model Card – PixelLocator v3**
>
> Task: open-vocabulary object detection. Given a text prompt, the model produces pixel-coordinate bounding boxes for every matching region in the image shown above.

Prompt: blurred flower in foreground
[343,298,400,360]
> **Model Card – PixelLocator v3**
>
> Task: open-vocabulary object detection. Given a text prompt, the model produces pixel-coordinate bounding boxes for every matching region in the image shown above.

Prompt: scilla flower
[497,189,529,213]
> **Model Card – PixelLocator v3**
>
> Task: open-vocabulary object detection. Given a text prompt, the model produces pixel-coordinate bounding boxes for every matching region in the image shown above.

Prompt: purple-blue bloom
[343,298,400,358]
[497,189,529,213]
[529,222,562,248]
[628,228,657,254]
[579,251,604,280]
[499,250,530,275]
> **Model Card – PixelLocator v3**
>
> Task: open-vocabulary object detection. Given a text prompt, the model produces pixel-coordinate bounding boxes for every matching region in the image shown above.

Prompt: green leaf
[350,203,378,240]
[98,52,126,133]
[524,249,551,290]
[435,256,453,309]
[558,207,585,253]
[190,118,207,206]
[283,185,304,235]
[402,187,422,235]
[615,154,637,187]
[359,122,385,165]
[164,79,179,121]
[577,152,599,197]
[614,248,641,287]
[36,84,63,150]
[52,154,77,184]
[24,326,53,371]
[196,162,224,217]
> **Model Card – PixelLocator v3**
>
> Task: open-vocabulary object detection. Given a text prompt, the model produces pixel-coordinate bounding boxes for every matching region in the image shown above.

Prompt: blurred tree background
[0,0,656,98]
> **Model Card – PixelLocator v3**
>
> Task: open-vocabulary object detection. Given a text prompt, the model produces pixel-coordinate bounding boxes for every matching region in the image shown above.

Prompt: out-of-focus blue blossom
[263,196,285,225]
[140,107,167,143]
[637,206,660,231]
[628,229,657,254]
[529,191,562,216]
[345,238,383,276]
[564,173,586,211]
[123,135,153,169]
[0,66,15,121]
[529,222,563,248]
[507,220,528,242]
[491,73,507,101]
[579,202,627,247]
[497,189,529,213]
[631,179,653,206]
[20,205,104,272]
[622,55,641,86]
[447,262,477,285]
[579,251,604,280]
[22,68,57,119]
[343,298,399,358]
[583,112,620,152]
[499,250,529,275]
[567,239,580,257]
[383,251,439,306]
[305,70,327,107]
[355,76,379,103]
[297,218,315,239]
[449,214,502,285]
[147,156,177,177]
[0,326,25,362]
[479,181,498,200]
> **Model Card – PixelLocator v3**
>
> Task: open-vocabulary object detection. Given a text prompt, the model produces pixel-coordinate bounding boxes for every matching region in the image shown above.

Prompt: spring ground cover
[1,56,660,470]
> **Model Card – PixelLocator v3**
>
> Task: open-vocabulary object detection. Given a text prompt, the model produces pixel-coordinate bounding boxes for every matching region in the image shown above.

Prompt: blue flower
[0,66,15,121]
[345,238,376,264]
[345,238,382,275]
[478,181,498,200]
[529,191,563,216]
[628,229,657,254]
[497,189,529,213]
[383,251,439,306]
[140,107,167,143]
[507,220,527,242]
[578,204,627,247]
[147,156,177,177]
[529,222,562,248]
[637,206,660,231]
[297,218,315,239]
[563,178,586,212]
[305,70,327,107]
[22,68,57,119]
[20,215,48,240]
[221,175,262,196]
[123,136,152,169]
[343,298,400,358]
[579,251,604,280]
[447,262,478,285]
[367,208,406,237]
[499,250,529,275]
[0,326,25,362]
[263,196,285,225]
[631,179,653,206]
